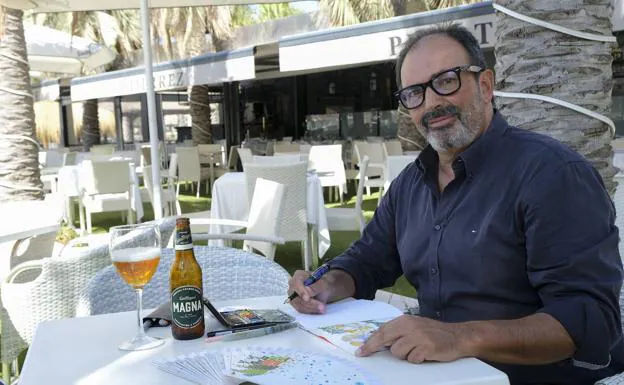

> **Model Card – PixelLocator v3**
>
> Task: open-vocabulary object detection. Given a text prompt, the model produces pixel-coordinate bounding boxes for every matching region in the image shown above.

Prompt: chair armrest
[193,233,286,244]
[5,259,45,284]
[188,218,248,228]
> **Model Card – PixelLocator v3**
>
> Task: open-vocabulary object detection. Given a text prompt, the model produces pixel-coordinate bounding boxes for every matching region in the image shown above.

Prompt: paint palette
[153,346,381,385]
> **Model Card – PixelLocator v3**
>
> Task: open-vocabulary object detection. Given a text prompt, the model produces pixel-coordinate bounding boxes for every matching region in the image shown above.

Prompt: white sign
[71,52,255,101]
[279,14,496,72]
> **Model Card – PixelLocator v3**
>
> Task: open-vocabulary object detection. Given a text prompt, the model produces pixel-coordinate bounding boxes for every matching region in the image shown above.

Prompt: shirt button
[434,224,441,231]
[430,267,438,275]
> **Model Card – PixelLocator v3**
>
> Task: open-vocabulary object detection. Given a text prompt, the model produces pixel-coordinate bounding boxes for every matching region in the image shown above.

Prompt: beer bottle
[170,217,205,340]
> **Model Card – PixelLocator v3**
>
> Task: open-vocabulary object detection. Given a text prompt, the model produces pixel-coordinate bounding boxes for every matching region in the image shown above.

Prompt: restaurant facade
[32,1,624,148]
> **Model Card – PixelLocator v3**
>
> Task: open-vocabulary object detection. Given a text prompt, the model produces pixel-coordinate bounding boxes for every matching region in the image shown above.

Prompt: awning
[32,79,60,102]
[279,1,624,73]
[70,47,255,101]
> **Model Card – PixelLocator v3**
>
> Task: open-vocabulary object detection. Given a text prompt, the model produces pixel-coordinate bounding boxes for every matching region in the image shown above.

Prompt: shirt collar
[415,110,509,177]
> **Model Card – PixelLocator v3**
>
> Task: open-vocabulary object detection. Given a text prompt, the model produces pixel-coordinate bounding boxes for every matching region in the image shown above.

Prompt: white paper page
[280,299,403,330]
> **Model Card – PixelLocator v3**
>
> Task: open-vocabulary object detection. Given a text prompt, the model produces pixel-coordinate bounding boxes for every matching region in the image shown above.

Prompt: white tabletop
[19,296,509,385]
[209,172,330,258]
[0,200,61,243]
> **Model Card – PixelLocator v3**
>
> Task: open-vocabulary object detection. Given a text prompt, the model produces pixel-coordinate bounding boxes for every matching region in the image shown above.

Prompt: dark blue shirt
[331,112,624,384]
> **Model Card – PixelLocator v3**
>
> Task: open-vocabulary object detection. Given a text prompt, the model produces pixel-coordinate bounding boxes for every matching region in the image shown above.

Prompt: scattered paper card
[306,318,394,355]
[154,346,381,385]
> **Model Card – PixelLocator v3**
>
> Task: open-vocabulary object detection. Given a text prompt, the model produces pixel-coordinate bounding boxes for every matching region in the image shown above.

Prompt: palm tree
[0,6,44,202]
[257,3,301,22]
[153,6,233,145]
[493,0,617,194]
[34,10,141,150]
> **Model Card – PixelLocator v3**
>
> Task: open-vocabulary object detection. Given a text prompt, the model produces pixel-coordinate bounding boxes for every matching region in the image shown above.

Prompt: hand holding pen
[286,263,332,313]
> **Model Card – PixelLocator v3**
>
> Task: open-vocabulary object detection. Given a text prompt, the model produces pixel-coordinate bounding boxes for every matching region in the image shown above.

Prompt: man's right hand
[288,269,333,314]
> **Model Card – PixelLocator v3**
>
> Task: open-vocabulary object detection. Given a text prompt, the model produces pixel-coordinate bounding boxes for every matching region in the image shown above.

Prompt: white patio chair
[244,162,312,269]
[0,217,176,382]
[238,147,253,169]
[252,154,306,165]
[142,164,179,217]
[282,136,293,143]
[308,144,347,203]
[175,147,209,198]
[192,178,287,260]
[198,143,225,194]
[384,155,417,191]
[213,146,239,179]
[354,142,385,204]
[382,140,403,158]
[78,160,134,234]
[326,157,369,234]
[274,142,300,154]
[62,151,77,166]
[90,144,115,155]
[76,245,290,316]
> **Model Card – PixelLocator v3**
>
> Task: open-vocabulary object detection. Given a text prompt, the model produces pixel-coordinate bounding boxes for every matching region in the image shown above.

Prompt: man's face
[400,34,490,153]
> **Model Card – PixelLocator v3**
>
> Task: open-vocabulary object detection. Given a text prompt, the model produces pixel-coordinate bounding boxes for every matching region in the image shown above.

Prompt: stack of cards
[153,346,381,385]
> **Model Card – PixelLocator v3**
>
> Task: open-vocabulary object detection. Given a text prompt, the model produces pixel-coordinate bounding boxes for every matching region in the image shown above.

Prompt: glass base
[118,335,164,351]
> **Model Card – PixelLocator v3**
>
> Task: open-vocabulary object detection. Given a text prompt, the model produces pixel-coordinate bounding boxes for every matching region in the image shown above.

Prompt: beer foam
[111,247,160,262]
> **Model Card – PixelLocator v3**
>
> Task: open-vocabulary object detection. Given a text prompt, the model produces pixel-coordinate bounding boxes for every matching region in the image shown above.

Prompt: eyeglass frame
[394,65,484,110]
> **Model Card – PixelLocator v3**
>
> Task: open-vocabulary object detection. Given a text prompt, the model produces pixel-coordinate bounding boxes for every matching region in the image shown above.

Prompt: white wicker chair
[273,142,300,154]
[175,147,210,198]
[192,178,287,260]
[243,162,311,269]
[308,144,347,203]
[354,142,385,204]
[382,140,403,158]
[326,157,369,234]
[0,217,176,383]
[76,245,290,316]
[78,160,134,233]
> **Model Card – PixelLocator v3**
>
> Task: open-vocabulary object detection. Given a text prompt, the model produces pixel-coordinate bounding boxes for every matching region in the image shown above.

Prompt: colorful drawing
[312,318,394,353]
[234,355,290,376]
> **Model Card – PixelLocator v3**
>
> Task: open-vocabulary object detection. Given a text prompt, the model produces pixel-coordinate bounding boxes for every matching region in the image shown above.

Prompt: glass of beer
[109,223,164,351]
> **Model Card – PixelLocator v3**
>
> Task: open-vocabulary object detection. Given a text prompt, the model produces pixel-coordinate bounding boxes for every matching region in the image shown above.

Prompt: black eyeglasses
[394,65,483,109]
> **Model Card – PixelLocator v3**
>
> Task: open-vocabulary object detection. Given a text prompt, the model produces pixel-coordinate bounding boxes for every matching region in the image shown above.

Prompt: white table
[19,296,509,385]
[0,200,61,243]
[209,172,330,258]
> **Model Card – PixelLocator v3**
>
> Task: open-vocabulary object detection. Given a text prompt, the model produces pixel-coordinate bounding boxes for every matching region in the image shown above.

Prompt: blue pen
[284,263,331,303]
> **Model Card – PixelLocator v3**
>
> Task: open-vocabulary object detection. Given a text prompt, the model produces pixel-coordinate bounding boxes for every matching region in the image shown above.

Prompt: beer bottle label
[175,228,193,250]
[171,286,204,328]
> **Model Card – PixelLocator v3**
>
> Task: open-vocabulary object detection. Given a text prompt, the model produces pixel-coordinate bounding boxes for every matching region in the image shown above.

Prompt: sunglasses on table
[394,65,484,110]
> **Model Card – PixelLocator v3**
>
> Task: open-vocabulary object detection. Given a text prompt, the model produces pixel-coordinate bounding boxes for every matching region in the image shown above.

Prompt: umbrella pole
[140,0,163,220]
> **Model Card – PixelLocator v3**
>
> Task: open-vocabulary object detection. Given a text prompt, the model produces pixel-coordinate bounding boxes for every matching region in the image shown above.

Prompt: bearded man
[288,24,624,385]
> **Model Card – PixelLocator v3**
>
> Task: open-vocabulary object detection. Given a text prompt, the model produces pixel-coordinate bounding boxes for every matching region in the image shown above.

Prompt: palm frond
[319,0,360,26]
[205,5,233,51]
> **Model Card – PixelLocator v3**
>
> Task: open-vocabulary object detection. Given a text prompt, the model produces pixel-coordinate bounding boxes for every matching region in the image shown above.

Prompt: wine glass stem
[135,288,146,338]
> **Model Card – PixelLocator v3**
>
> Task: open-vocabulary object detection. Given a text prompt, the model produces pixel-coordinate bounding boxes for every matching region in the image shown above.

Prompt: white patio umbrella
[24,23,116,75]
[1,0,313,219]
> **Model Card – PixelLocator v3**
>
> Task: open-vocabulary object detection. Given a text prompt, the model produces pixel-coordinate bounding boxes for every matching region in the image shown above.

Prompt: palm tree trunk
[397,107,427,151]
[0,7,43,202]
[494,0,616,194]
[189,84,212,145]
[82,99,100,151]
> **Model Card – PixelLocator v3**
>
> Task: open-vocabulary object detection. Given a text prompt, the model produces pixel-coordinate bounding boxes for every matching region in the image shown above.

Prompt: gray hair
[395,24,487,88]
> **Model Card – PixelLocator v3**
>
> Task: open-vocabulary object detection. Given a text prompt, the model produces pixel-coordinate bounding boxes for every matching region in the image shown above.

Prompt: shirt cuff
[329,255,377,300]
[538,298,619,369]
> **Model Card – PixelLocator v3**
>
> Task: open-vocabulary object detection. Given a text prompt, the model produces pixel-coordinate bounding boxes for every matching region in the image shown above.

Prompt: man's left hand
[356,314,470,363]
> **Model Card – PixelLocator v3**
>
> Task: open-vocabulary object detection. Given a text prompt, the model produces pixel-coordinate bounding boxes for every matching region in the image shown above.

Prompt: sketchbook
[281,299,403,355]
[153,346,381,385]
